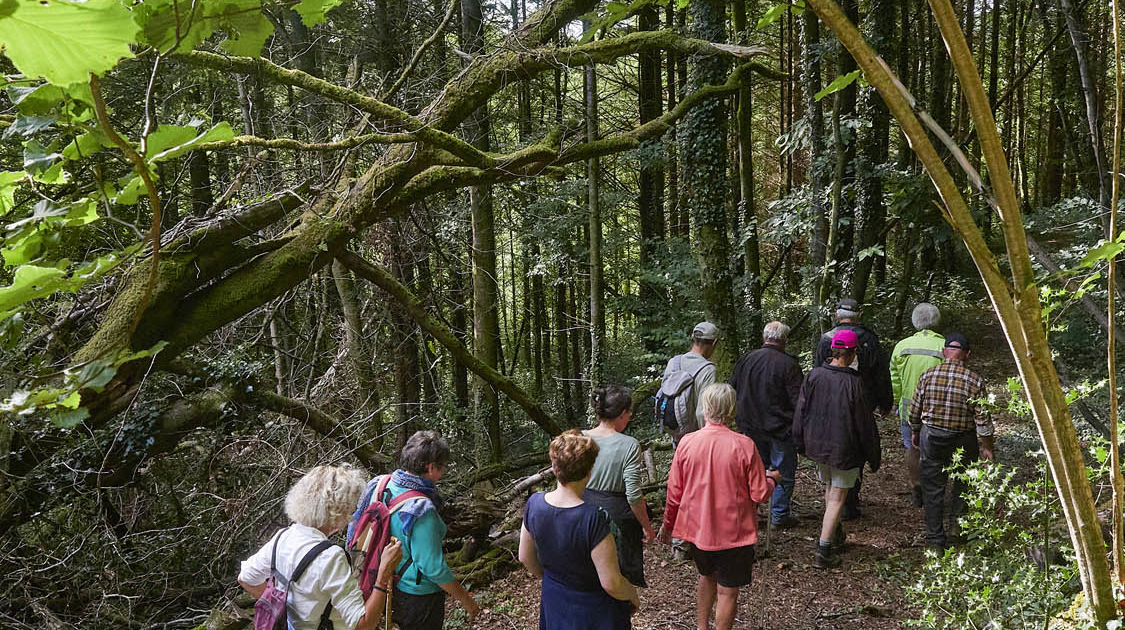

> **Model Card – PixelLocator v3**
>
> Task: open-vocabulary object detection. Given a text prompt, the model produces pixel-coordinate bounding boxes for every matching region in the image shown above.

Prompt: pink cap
[831,329,859,349]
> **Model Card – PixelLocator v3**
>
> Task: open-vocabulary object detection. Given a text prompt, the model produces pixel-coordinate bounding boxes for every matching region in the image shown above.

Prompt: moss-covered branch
[193,132,416,153]
[253,390,391,468]
[336,250,565,437]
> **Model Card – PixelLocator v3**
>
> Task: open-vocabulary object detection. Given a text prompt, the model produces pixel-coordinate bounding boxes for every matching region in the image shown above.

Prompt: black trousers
[919,425,979,547]
[391,589,446,630]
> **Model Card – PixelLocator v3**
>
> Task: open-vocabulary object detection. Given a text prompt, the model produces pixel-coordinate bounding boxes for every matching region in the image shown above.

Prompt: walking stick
[759,486,775,630]
[385,586,392,630]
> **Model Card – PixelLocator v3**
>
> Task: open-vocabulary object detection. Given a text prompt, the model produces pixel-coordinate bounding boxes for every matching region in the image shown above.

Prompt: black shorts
[390,589,446,630]
[689,544,755,587]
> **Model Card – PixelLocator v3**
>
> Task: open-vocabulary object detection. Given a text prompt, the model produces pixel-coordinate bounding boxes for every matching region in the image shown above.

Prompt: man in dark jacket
[794,329,881,569]
[729,321,803,528]
[813,298,892,520]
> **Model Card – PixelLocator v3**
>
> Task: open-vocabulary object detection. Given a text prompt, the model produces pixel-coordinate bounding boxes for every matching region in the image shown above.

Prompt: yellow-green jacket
[890,329,945,422]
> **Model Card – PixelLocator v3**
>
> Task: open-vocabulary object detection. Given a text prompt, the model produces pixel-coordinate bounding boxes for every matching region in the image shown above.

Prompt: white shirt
[239,524,366,630]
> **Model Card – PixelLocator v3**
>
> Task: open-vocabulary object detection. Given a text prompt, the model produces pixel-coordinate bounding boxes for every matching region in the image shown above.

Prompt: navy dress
[523,493,632,630]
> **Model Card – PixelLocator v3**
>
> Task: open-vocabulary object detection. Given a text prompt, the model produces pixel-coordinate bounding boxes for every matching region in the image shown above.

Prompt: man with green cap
[890,303,944,508]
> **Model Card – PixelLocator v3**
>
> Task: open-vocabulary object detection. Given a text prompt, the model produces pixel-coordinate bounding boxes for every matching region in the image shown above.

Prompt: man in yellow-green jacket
[890,303,944,508]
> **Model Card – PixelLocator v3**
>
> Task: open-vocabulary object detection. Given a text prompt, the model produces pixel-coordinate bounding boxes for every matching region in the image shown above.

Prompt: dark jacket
[814,322,894,414]
[729,344,803,443]
[793,365,882,472]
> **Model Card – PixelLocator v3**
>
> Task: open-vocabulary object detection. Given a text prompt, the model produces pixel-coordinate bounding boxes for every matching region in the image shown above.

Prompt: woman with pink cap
[792,328,882,569]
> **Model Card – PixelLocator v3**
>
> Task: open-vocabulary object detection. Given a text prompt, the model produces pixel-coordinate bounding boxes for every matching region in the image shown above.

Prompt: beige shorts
[817,464,860,489]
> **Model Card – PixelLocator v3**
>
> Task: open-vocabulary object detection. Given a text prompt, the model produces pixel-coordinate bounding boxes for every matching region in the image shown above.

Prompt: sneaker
[771,515,801,529]
[813,542,841,569]
[911,486,923,508]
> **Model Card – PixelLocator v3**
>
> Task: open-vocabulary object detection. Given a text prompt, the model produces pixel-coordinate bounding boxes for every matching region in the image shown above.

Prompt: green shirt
[387,482,456,595]
[583,430,644,506]
[890,329,945,422]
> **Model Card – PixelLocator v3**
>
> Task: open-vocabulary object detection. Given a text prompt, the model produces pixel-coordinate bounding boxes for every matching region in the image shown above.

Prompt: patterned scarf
[390,469,443,534]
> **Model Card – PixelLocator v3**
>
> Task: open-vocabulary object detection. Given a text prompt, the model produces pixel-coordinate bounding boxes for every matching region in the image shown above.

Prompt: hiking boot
[771,515,801,529]
[911,485,923,508]
[813,542,841,569]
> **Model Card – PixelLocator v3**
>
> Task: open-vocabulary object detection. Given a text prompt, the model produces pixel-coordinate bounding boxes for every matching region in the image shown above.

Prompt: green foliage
[815,70,863,101]
[756,0,803,29]
[0,0,137,89]
[906,456,1084,629]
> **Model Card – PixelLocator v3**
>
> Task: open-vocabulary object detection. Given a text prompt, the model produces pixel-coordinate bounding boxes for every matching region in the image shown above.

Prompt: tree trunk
[1060,0,1111,225]
[804,9,828,332]
[851,0,894,302]
[638,6,667,352]
[584,32,605,387]
[462,0,502,463]
[732,0,762,335]
[681,0,740,372]
[332,258,384,450]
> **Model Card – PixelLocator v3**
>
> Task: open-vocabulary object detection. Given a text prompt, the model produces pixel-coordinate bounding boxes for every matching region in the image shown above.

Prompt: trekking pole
[759,489,774,630]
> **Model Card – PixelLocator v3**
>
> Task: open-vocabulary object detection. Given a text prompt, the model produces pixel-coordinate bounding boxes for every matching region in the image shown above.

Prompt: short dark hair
[830,347,857,361]
[400,430,450,475]
[549,430,599,484]
[592,385,633,419]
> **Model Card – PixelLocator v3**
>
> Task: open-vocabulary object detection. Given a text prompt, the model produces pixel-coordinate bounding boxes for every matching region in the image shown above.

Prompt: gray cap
[692,321,719,341]
[836,298,861,319]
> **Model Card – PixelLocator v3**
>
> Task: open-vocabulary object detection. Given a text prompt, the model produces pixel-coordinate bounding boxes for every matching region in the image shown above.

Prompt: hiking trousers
[919,425,979,547]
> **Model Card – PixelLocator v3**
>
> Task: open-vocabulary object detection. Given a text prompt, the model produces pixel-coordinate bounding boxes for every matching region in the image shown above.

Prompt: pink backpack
[254,528,337,630]
[346,475,426,597]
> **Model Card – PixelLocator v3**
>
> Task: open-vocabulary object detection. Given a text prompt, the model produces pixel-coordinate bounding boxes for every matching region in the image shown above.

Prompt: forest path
[464,311,1018,630]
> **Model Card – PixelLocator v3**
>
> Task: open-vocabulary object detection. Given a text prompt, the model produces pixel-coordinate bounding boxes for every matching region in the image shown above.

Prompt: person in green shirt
[583,385,656,587]
[889,303,944,508]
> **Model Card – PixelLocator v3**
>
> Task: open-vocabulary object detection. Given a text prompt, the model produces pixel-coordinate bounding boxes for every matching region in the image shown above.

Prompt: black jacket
[814,322,894,414]
[729,344,803,443]
[793,365,881,472]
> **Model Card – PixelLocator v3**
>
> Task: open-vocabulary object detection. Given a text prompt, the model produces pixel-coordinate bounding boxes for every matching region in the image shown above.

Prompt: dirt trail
[466,313,1017,629]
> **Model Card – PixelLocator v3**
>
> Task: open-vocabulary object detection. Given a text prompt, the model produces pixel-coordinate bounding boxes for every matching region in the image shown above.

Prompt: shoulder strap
[372,474,393,505]
[388,489,428,509]
[291,540,335,585]
[269,527,287,574]
[900,348,943,358]
[673,354,683,372]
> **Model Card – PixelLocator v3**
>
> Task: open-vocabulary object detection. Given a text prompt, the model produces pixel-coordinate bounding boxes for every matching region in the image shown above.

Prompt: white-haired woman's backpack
[254,528,337,630]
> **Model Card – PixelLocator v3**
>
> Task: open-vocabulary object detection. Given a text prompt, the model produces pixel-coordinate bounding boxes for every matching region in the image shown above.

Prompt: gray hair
[911,303,941,330]
[285,465,367,531]
[400,430,450,476]
[762,321,790,343]
[700,383,736,424]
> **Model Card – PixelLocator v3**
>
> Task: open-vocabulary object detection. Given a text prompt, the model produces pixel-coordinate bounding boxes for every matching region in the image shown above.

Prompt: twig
[90,74,163,339]
[380,0,459,102]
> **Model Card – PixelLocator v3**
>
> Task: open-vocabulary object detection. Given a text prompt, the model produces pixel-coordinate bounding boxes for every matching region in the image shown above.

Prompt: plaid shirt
[909,359,993,437]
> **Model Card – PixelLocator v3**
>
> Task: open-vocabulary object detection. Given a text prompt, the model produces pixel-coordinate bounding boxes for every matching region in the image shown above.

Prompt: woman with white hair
[657,384,779,630]
[238,465,402,630]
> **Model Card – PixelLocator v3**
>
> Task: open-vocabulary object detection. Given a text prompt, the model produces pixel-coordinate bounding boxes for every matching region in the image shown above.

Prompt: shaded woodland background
[0,0,1123,626]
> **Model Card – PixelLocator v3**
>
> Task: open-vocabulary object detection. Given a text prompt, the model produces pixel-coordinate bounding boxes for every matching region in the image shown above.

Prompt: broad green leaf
[0,171,23,214]
[6,83,63,115]
[0,264,66,320]
[0,0,138,88]
[2,228,45,266]
[606,1,627,13]
[145,122,235,162]
[1080,239,1125,267]
[757,3,787,28]
[2,115,55,139]
[295,0,342,26]
[115,175,147,205]
[815,69,862,101]
[136,0,214,54]
[674,0,689,10]
[50,406,89,427]
[62,131,109,161]
[23,139,61,175]
[220,0,273,57]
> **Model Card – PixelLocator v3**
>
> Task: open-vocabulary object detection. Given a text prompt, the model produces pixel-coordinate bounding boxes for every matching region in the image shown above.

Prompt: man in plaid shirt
[909,333,995,549]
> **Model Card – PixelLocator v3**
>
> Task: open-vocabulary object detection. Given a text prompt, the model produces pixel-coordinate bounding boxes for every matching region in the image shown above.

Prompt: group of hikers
[238,300,995,630]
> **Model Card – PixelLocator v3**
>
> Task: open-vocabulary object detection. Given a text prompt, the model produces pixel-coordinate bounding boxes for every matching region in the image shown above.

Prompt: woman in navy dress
[519,430,639,630]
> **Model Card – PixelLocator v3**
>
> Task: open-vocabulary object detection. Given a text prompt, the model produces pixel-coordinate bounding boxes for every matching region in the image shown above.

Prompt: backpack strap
[291,540,336,585]
[269,527,288,576]
[383,489,430,586]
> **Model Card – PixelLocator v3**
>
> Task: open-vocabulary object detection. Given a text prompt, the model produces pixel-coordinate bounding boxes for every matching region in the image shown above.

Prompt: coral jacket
[662,423,776,551]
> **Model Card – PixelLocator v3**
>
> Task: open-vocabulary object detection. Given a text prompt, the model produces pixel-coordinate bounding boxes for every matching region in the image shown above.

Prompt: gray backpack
[654,355,712,433]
